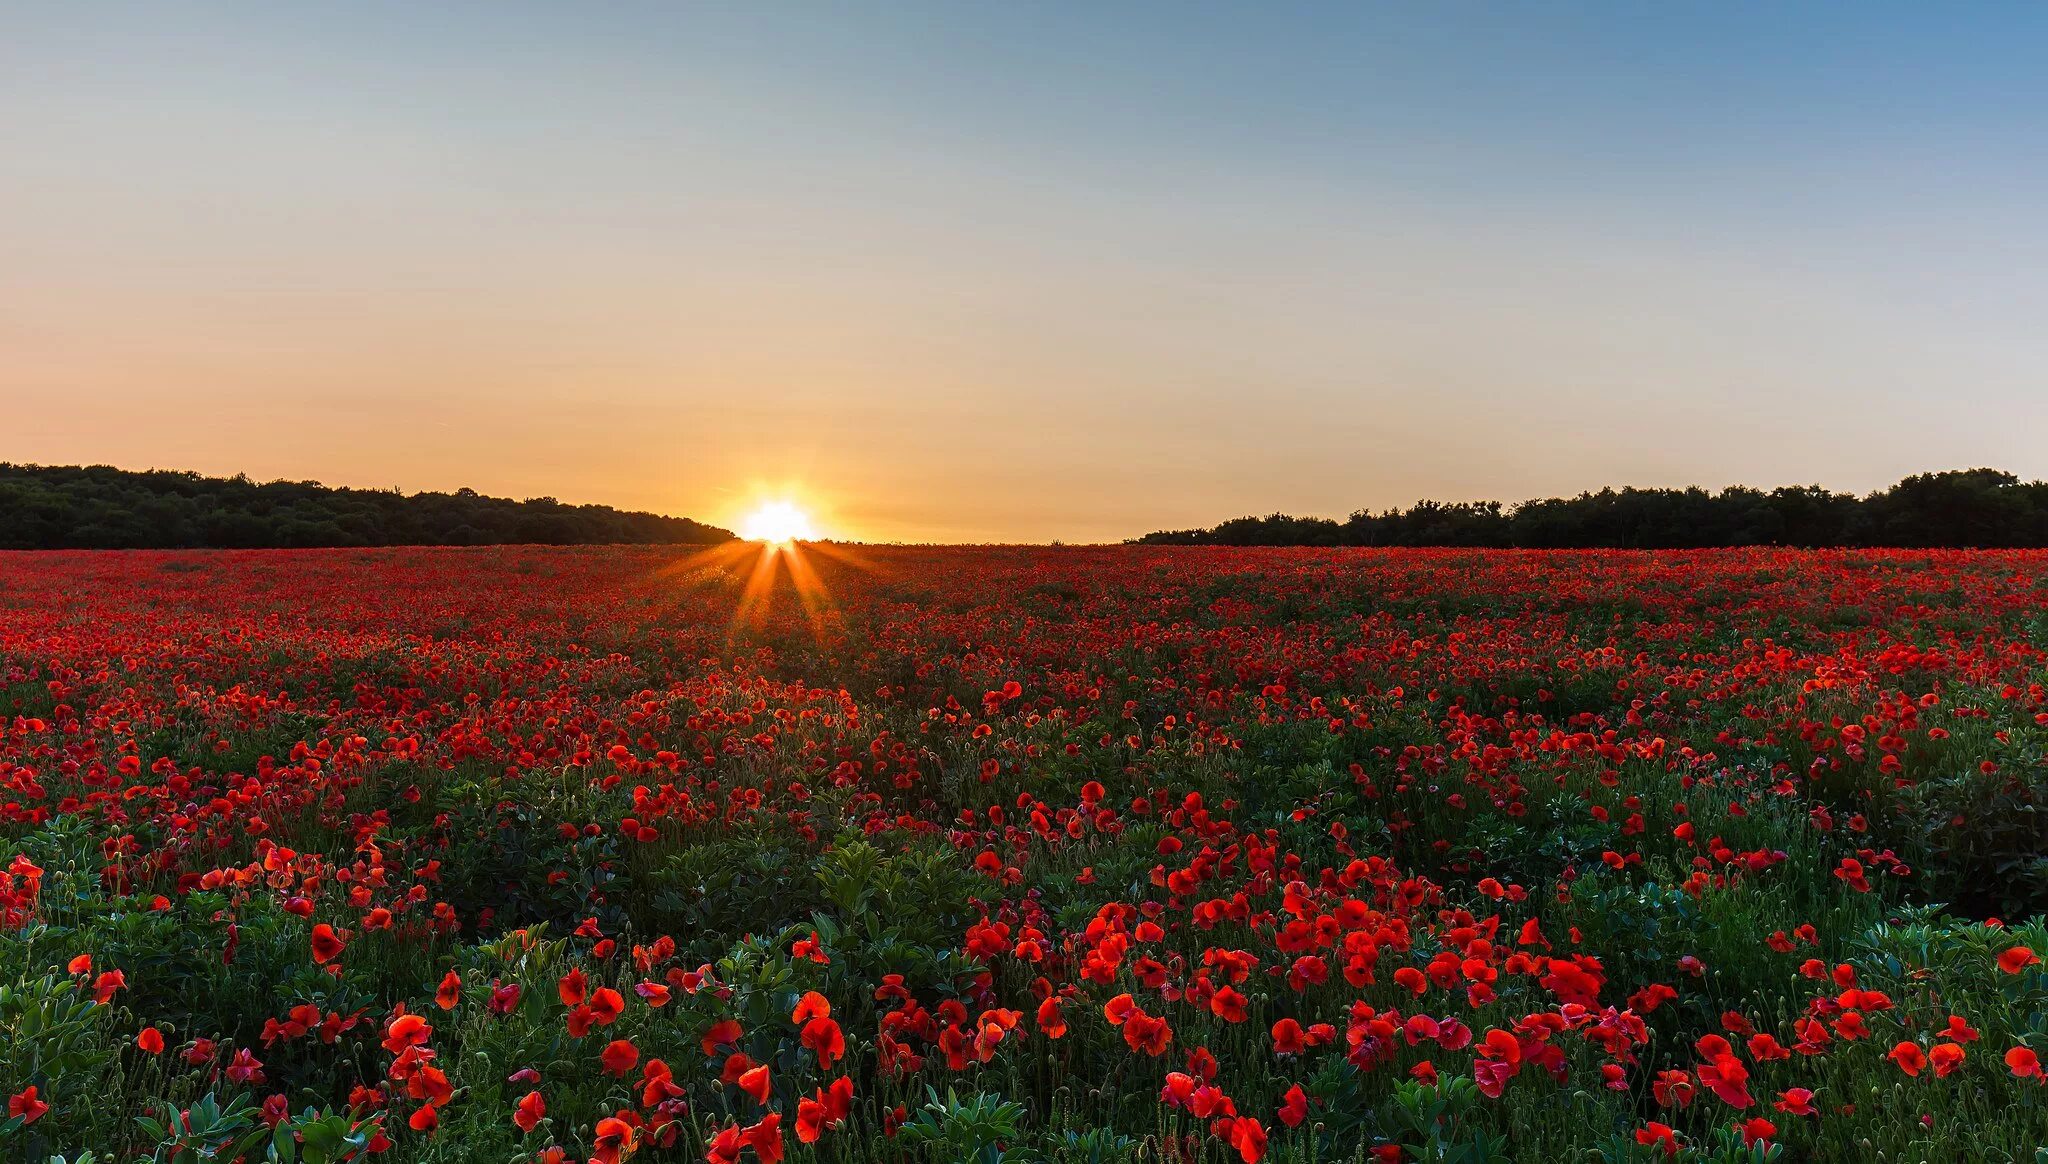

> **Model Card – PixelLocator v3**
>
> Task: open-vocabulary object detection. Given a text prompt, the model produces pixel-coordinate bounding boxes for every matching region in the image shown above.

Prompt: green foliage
[894,1087,1030,1163]
[1385,1078,1512,1163]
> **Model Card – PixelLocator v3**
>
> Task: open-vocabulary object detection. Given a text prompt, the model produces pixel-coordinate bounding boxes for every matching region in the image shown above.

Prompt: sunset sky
[6,4,2047,543]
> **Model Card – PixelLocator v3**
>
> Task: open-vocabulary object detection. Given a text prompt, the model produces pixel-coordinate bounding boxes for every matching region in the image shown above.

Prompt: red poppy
[600,1038,639,1076]
[744,1113,784,1164]
[1271,1018,1305,1055]
[1277,1084,1308,1128]
[1773,1088,1817,1116]
[702,1018,743,1057]
[592,1116,637,1164]
[311,924,347,964]
[800,1015,846,1068]
[8,1086,48,1125]
[588,986,625,1025]
[513,1090,545,1134]
[91,968,126,1004]
[1036,996,1067,1039]
[383,1013,431,1054]
[558,968,588,1007]
[1209,986,1248,1023]
[2006,1046,2042,1081]
[1635,1123,1679,1157]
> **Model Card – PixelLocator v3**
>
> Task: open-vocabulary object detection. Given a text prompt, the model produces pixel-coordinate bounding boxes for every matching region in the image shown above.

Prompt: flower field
[2,544,2045,1163]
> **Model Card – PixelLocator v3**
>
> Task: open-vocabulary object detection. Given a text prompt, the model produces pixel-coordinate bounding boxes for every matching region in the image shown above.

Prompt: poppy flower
[1226,1115,1267,1163]
[558,968,588,1008]
[744,1113,785,1164]
[592,1116,637,1164]
[702,1018,743,1057]
[565,1004,597,1038]
[8,1086,48,1125]
[1635,1123,1679,1157]
[407,1105,438,1133]
[92,969,126,1004]
[311,924,347,964]
[1209,985,1248,1023]
[513,1090,545,1134]
[739,1063,772,1104]
[641,1059,684,1107]
[1036,996,1067,1039]
[435,970,461,1010]
[1123,1012,1172,1056]
[588,986,625,1025]
[1929,1042,1965,1077]
[137,1026,166,1054]
[800,1015,846,1068]
[1277,1084,1308,1128]
[1271,1018,1305,1054]
[2006,1046,2043,1081]
[1889,1041,1926,1076]
[383,1013,432,1054]
[600,1038,639,1076]
[707,1123,746,1164]
[796,1095,829,1144]
[1998,946,2041,974]
[1773,1088,1817,1116]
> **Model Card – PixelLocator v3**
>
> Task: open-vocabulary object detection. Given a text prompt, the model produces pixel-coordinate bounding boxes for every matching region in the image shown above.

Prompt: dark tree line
[0,464,734,549]
[1133,469,2048,548]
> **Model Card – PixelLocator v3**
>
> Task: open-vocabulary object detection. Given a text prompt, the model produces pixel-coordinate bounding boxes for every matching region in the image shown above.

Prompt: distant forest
[1133,468,2048,548]
[0,464,734,549]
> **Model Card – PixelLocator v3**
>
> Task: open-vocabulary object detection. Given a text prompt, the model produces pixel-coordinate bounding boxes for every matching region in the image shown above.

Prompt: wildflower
[1774,1088,1817,1116]
[2006,1046,2043,1082]
[600,1038,639,1076]
[739,1063,771,1104]
[311,924,347,963]
[8,1086,49,1125]
[1635,1122,1679,1157]
[1277,1084,1309,1128]
[1998,946,2041,974]
[514,1090,546,1134]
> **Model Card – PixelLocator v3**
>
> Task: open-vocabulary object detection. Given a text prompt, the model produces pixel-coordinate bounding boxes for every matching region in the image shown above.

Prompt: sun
[738,500,818,545]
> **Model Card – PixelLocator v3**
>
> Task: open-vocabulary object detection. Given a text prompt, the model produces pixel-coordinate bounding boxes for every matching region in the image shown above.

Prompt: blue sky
[5,3,2046,540]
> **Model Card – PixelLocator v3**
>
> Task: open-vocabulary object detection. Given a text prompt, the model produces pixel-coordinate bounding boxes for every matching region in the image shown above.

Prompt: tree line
[0,463,734,549]
[1132,469,2048,548]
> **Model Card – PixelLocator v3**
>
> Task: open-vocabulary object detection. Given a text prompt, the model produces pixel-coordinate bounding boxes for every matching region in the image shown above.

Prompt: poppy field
[2,544,2045,1164]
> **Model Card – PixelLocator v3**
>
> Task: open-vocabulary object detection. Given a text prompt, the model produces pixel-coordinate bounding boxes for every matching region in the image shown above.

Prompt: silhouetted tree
[1133,470,2048,549]
[0,464,735,549]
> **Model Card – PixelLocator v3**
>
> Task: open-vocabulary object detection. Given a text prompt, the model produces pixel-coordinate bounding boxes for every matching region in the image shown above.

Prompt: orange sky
[7,6,2048,542]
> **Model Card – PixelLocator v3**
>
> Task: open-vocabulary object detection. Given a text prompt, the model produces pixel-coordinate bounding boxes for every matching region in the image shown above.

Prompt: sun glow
[739,500,818,545]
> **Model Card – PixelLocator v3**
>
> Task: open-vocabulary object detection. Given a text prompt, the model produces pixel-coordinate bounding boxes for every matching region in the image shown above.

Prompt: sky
[5,3,2047,543]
